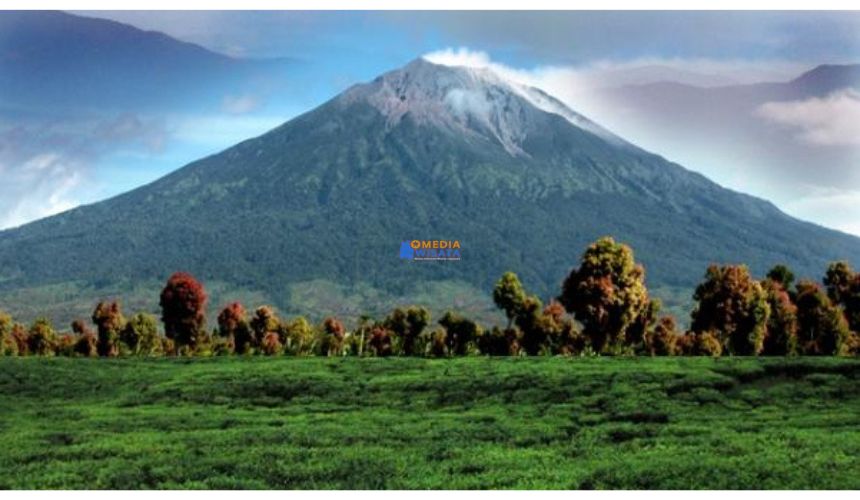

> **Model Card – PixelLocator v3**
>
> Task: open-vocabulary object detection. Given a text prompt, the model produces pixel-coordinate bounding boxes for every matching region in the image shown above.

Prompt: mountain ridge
[0,10,296,113]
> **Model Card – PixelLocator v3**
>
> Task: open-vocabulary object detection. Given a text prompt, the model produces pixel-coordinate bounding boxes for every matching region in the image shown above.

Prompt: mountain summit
[2,58,859,323]
[338,58,625,155]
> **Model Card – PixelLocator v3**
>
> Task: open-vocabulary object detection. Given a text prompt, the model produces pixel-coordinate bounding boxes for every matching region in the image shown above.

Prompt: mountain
[0,10,294,115]
[2,58,860,325]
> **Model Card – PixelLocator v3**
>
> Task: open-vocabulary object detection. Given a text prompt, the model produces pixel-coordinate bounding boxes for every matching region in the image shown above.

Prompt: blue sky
[3,11,860,233]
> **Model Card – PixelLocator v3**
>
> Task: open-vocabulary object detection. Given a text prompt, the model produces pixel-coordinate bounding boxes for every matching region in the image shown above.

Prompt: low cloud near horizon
[757,89,860,147]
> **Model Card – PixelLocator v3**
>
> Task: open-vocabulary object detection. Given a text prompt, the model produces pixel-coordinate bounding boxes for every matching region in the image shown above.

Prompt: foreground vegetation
[0,356,857,489]
[2,237,859,359]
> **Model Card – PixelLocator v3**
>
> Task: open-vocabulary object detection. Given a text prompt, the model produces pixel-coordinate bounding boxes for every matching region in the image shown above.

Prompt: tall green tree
[795,280,851,355]
[767,264,796,292]
[493,272,527,329]
[823,261,860,332]
[690,265,770,355]
[559,237,651,354]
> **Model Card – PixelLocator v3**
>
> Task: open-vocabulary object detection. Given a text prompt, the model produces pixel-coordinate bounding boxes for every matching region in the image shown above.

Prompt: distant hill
[0,10,293,115]
[2,58,860,325]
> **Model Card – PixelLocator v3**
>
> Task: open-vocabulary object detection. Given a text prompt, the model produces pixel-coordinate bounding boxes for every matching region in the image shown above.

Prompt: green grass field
[1,357,858,489]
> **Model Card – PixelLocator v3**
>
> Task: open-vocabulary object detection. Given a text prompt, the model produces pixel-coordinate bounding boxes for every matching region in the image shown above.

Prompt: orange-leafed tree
[217,302,249,354]
[690,264,769,356]
[559,237,651,354]
[321,316,347,356]
[795,280,851,355]
[71,319,98,357]
[92,301,125,357]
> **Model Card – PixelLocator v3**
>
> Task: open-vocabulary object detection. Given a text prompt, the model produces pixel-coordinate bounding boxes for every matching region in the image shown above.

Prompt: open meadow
[0,357,858,489]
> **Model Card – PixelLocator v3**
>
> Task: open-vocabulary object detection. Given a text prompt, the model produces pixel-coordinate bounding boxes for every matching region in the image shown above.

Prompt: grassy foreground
[0,357,858,489]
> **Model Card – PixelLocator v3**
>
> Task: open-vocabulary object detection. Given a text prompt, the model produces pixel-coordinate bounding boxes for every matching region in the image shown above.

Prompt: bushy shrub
[320,317,346,356]
[71,319,97,357]
[92,301,125,357]
[476,327,515,356]
[438,312,480,356]
[160,337,177,356]
[121,313,160,356]
[56,334,77,357]
[428,328,448,357]
[384,306,430,356]
[10,323,28,355]
[645,316,679,356]
[678,331,723,357]
[27,317,57,356]
[216,302,247,354]
[260,331,282,355]
[251,306,280,347]
[281,317,315,355]
[211,333,235,356]
[0,311,17,356]
[368,326,393,357]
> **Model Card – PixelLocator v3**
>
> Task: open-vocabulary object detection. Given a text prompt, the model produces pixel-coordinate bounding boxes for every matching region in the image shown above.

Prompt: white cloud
[423,47,805,92]
[0,153,82,229]
[756,90,860,146]
[783,187,860,236]
[222,94,261,115]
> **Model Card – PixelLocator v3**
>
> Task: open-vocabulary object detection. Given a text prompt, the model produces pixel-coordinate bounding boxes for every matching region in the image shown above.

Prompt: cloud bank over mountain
[757,89,860,147]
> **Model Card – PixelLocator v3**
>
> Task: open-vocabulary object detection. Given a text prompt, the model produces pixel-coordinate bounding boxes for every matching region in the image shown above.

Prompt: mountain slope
[1,58,859,324]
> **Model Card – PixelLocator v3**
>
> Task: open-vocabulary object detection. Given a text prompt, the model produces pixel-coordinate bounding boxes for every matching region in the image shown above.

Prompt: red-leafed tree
[159,272,208,354]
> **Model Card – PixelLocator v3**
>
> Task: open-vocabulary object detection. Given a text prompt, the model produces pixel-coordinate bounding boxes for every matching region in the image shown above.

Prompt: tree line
[2,237,859,358]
